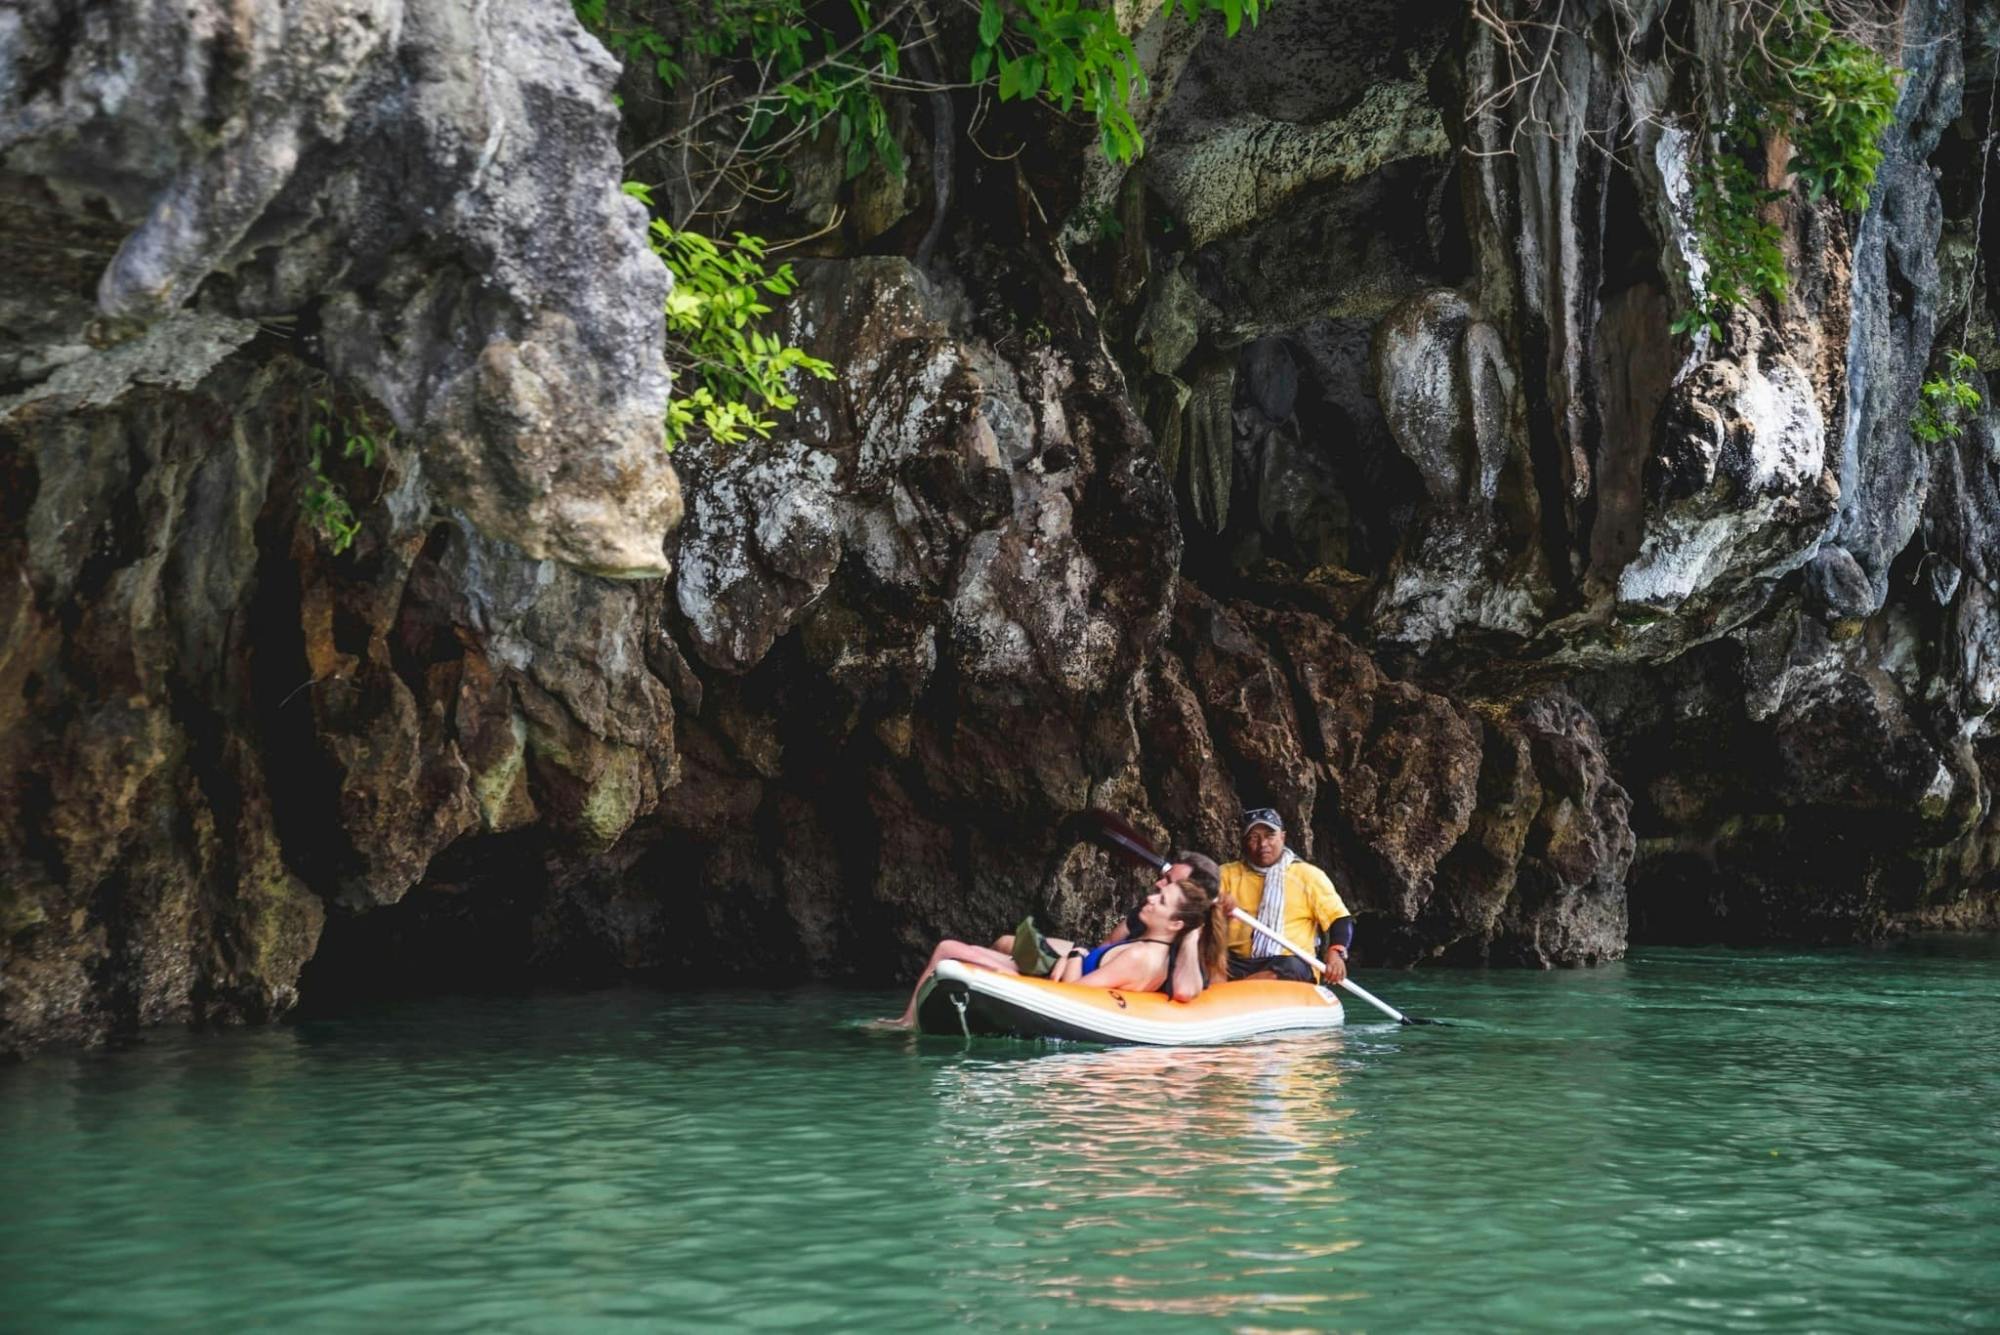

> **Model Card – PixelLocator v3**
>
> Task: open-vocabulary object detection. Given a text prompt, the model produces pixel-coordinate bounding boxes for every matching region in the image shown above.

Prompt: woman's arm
[1050,948,1086,983]
[1168,927,1207,1002]
[1074,942,1168,991]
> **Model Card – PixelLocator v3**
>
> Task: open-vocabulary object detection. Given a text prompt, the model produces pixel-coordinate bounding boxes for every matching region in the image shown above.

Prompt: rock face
[1,0,680,574]
[5,0,2000,1053]
[600,251,1185,978]
[1108,0,2000,947]
[1138,583,1631,965]
[2,364,325,1048]
[0,347,687,1046]
[1,0,687,1047]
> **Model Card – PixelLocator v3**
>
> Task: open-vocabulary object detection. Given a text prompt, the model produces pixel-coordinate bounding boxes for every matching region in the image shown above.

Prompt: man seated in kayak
[880,867,1226,1028]
[992,852,1223,1002]
[1224,807,1353,984]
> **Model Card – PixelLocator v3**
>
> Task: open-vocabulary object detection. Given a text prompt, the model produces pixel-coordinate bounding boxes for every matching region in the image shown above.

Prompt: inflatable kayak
[914,960,1344,1045]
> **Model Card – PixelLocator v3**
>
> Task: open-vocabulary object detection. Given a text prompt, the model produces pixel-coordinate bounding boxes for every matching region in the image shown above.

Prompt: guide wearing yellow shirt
[1221,808,1353,983]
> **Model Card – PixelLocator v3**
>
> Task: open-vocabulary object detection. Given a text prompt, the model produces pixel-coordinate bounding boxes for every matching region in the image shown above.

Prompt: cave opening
[1173,318,1429,594]
[292,831,558,1015]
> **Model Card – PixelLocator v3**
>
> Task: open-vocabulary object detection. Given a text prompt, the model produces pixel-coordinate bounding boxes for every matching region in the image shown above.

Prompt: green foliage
[1672,137,1788,340]
[575,0,684,84]
[583,0,1272,188]
[726,0,904,182]
[302,393,392,555]
[1077,202,1124,243]
[976,0,1146,160]
[648,215,836,447]
[1677,0,1900,338]
[301,466,360,555]
[1912,349,1984,445]
[975,0,1268,162]
[1746,1,1901,212]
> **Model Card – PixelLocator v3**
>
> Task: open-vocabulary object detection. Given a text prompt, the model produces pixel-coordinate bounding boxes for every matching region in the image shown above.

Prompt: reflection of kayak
[914,960,1345,1045]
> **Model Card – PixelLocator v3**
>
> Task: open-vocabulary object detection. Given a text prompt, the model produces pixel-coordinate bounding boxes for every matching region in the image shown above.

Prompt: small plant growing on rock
[301,464,360,555]
[302,391,391,555]
[1078,203,1124,243]
[1912,349,1984,445]
[1672,139,1788,340]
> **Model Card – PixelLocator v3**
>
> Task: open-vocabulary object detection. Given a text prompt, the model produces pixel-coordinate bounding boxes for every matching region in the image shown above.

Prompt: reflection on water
[1,942,1997,1331]
[928,1041,1355,1322]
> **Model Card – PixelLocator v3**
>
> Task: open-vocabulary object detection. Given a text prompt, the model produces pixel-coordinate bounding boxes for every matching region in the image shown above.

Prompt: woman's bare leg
[886,940,1019,1027]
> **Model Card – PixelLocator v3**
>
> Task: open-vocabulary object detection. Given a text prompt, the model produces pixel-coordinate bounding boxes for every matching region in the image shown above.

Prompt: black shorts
[1226,953,1317,983]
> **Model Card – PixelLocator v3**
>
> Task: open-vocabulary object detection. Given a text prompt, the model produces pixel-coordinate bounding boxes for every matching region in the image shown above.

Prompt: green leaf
[998,55,1027,101]
[979,0,1004,48]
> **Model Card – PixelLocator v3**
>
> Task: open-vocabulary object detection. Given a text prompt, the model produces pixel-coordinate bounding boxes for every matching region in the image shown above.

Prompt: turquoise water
[3,942,1997,1332]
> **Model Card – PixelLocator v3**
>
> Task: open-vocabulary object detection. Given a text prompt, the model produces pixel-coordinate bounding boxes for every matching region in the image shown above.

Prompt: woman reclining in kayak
[880,857,1227,1029]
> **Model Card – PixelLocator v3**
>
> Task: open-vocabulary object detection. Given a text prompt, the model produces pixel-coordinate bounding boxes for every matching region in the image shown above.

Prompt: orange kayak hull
[914,960,1344,1045]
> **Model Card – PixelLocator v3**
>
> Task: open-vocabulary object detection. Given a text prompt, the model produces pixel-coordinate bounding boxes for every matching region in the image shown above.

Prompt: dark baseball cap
[1242,807,1284,834]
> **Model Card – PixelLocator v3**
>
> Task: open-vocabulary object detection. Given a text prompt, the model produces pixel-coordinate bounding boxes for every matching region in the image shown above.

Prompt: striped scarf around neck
[1254,849,1297,956]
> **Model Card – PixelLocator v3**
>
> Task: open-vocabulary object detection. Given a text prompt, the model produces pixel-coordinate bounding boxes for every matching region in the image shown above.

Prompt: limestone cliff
[4,0,1998,1054]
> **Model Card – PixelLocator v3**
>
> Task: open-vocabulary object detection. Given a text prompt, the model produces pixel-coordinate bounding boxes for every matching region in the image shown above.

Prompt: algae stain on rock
[471,712,535,833]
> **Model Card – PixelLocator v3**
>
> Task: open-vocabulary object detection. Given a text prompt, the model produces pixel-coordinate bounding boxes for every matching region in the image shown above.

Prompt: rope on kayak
[950,991,970,1039]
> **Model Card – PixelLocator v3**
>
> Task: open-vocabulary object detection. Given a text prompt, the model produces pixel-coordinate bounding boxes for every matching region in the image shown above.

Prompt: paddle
[1086,808,1174,875]
[1228,908,1441,1025]
[1084,808,1445,1026]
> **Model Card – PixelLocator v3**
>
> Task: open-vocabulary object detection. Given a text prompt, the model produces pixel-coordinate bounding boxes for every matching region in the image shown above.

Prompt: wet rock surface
[6,0,2000,1053]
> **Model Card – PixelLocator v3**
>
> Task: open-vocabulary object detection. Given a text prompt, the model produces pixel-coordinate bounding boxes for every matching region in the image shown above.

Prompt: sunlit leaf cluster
[1747,0,1901,213]
[646,214,836,448]
[1672,138,1788,340]
[1912,349,1984,445]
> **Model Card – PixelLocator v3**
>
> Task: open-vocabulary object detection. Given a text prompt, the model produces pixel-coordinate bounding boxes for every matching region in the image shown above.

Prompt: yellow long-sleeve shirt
[1223,859,1350,959]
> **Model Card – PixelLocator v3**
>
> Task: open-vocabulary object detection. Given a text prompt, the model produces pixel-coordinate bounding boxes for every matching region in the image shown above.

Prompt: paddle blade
[1084,808,1171,872]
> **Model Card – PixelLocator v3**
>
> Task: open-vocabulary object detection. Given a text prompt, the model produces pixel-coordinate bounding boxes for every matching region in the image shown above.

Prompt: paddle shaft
[1228,907,1416,1025]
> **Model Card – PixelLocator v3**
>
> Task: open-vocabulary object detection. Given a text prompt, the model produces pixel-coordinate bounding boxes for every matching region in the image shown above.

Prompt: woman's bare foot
[863,1015,914,1032]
